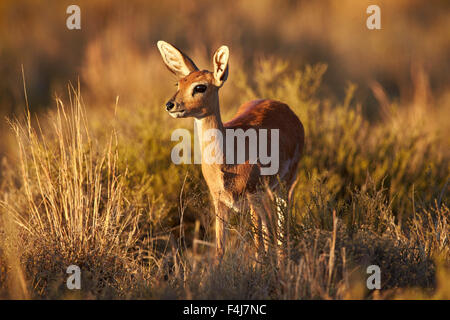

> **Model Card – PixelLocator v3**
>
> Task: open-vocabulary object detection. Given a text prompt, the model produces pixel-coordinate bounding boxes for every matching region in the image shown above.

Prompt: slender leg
[248,194,271,259]
[274,195,287,262]
[249,200,264,258]
[214,200,228,260]
[282,175,299,262]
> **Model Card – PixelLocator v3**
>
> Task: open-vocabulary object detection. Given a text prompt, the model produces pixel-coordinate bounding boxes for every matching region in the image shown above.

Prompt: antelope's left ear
[212,45,229,87]
[157,40,198,78]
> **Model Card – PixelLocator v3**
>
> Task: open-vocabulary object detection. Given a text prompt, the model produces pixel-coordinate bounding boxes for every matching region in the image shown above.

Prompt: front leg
[214,200,229,259]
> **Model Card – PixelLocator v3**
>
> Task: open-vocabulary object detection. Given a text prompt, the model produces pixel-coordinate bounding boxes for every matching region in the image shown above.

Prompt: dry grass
[0,86,143,298]
[0,70,447,299]
[0,0,449,300]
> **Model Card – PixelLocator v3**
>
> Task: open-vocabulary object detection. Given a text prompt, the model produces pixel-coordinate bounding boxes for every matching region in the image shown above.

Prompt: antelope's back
[224,99,305,189]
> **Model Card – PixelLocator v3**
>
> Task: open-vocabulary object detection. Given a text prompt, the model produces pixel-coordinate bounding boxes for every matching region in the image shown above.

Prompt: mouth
[168,109,186,118]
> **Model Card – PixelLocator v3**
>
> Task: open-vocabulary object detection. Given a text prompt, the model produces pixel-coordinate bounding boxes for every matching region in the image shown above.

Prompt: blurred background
[0,0,449,299]
[1,0,449,147]
[0,0,448,211]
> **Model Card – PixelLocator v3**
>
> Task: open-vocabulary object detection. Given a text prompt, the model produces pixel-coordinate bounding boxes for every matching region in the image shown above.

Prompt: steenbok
[157,41,304,260]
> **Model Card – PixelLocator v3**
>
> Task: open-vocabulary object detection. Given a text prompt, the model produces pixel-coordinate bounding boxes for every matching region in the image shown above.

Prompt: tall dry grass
[0,86,143,298]
[0,62,447,299]
[0,0,448,300]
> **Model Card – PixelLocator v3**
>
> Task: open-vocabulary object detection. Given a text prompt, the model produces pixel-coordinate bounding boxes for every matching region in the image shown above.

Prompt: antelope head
[157,40,229,119]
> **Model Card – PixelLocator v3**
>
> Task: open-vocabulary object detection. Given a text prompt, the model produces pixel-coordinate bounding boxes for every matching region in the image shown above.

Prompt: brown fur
[157,41,304,259]
[224,99,304,194]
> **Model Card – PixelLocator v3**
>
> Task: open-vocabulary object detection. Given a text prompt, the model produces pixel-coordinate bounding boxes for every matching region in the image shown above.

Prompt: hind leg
[275,174,299,261]
[248,192,282,264]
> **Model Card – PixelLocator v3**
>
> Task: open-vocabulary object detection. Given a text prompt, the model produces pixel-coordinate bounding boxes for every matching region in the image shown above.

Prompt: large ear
[212,45,229,87]
[157,40,198,78]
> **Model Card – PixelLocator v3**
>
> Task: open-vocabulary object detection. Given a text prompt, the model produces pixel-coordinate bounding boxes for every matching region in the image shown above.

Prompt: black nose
[166,101,174,111]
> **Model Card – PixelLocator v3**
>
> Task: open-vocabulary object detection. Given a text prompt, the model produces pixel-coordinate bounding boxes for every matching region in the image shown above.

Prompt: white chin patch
[169,111,186,118]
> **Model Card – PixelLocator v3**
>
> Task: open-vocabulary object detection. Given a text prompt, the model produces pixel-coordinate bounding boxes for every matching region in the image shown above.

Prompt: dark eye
[193,84,207,95]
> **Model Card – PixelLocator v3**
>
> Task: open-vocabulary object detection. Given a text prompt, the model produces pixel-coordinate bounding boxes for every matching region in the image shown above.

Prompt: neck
[195,111,224,133]
[194,100,225,167]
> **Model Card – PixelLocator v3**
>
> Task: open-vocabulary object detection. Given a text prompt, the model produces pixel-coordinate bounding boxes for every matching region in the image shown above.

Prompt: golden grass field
[0,0,449,299]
